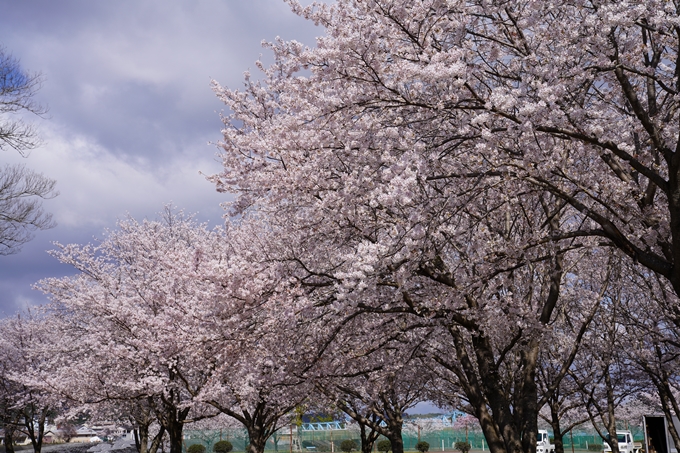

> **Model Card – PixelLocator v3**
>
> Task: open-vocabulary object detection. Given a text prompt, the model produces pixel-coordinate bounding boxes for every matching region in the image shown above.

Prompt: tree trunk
[135,423,166,453]
[23,405,48,453]
[132,399,167,453]
[332,399,403,453]
[153,390,189,453]
[604,369,620,453]
[149,428,166,453]
[166,416,184,453]
[550,407,565,453]
[386,420,404,453]
[444,255,564,453]
[246,424,269,453]
[518,341,540,453]
[455,331,526,453]
[4,424,16,453]
[553,434,564,453]
[359,423,380,453]
[135,425,150,453]
[387,434,404,453]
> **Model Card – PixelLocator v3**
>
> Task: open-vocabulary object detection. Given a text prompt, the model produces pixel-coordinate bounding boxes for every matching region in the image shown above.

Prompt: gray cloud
[0,0,320,315]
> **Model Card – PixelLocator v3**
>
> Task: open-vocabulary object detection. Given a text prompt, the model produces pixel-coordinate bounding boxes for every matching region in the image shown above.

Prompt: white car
[603,430,640,453]
[537,430,555,453]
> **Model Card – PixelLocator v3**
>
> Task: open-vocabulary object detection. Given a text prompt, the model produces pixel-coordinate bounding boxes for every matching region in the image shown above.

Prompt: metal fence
[184,426,646,453]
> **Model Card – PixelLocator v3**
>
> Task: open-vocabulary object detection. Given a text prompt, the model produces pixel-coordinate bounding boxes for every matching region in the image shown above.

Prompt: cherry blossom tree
[207,3,639,453]
[535,259,614,453]
[32,327,167,453]
[452,414,481,441]
[610,261,680,453]
[39,210,319,453]
[37,209,227,453]
[568,278,645,453]
[537,371,588,453]
[274,0,680,303]
[197,326,311,453]
[0,317,24,453]
[316,350,431,453]
[126,399,167,453]
[0,311,62,453]
[211,89,601,453]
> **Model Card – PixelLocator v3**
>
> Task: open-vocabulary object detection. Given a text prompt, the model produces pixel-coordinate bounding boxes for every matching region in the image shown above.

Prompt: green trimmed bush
[188,445,206,453]
[454,442,471,453]
[340,440,358,453]
[416,441,430,453]
[214,441,233,453]
[588,445,603,451]
[377,440,391,453]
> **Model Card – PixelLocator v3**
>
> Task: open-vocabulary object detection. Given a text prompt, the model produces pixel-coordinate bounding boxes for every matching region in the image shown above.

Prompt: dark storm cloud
[4,0,318,162]
[0,1,321,314]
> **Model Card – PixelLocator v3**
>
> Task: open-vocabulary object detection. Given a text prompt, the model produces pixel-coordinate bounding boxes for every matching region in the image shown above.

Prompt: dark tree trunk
[4,424,16,453]
[452,331,528,453]
[518,342,540,453]
[434,242,566,453]
[22,405,48,453]
[605,371,620,453]
[245,425,269,453]
[132,398,166,453]
[149,428,166,453]
[134,426,149,453]
[359,423,380,453]
[166,413,186,453]
[151,383,191,453]
[550,406,565,453]
[387,434,404,453]
[243,410,281,453]
[386,421,404,453]
[206,396,298,453]
[134,423,166,453]
[332,402,389,453]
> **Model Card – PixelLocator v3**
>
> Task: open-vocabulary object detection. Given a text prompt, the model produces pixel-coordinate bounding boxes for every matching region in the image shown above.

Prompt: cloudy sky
[0,1,321,316]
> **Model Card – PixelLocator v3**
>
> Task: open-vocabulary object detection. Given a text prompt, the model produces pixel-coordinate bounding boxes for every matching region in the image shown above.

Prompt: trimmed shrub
[588,445,603,451]
[416,442,430,453]
[454,442,471,453]
[377,440,391,453]
[340,440,358,453]
[188,445,206,453]
[214,441,233,453]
